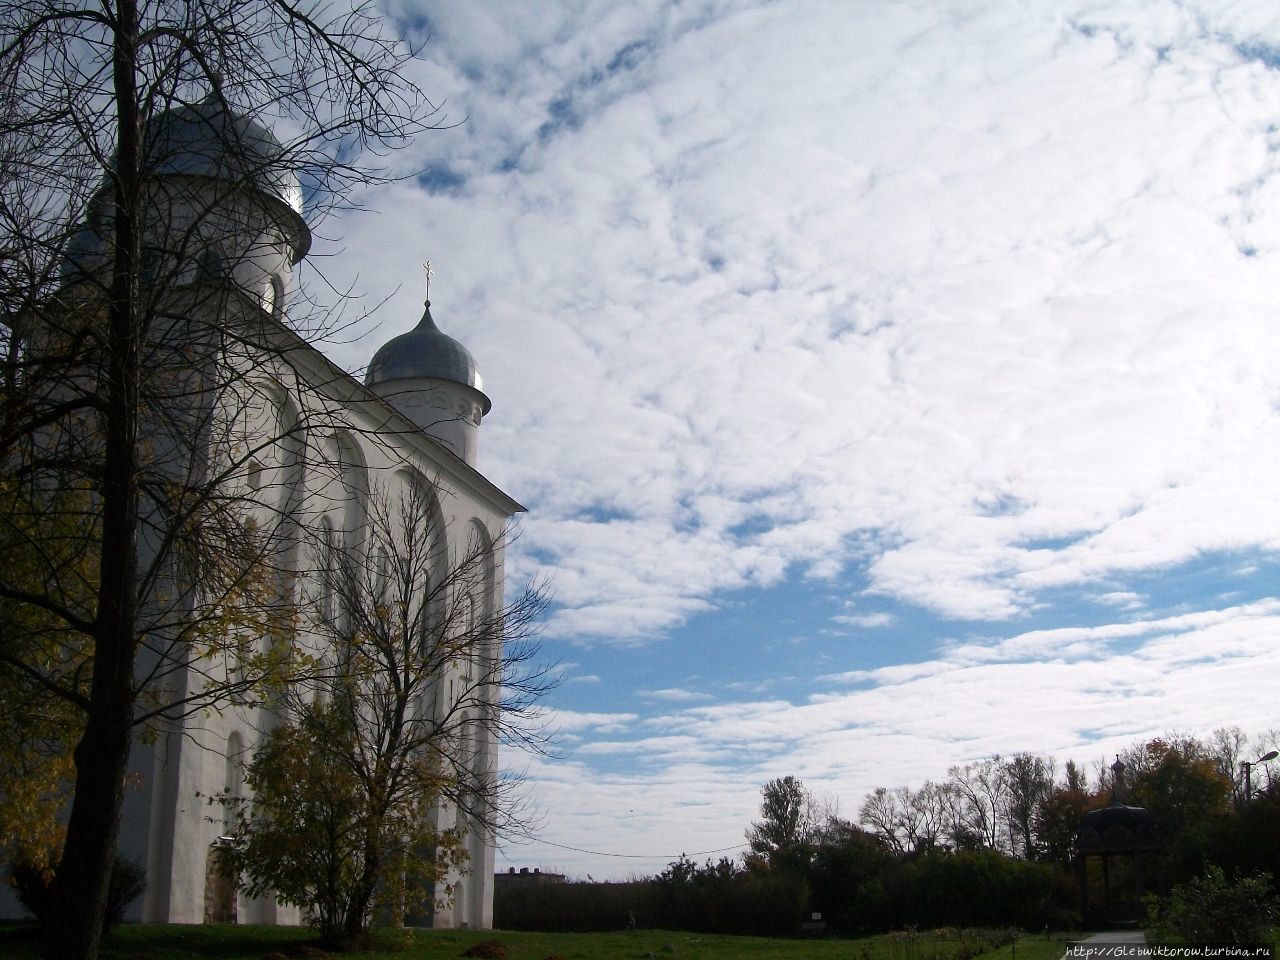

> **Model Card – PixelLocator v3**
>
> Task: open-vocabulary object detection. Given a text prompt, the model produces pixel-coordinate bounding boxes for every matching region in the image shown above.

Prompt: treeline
[495,865,808,936]
[851,729,1277,883]
[496,727,1280,935]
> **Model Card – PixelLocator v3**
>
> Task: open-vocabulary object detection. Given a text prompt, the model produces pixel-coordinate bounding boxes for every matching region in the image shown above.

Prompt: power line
[502,833,748,860]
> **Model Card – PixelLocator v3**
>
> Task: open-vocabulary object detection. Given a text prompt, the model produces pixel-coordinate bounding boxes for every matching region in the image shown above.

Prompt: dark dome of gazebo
[1075,802,1161,856]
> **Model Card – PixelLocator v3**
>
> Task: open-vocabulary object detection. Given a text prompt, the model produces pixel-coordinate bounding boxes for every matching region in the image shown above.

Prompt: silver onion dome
[364,300,492,414]
[143,93,310,259]
[61,93,310,285]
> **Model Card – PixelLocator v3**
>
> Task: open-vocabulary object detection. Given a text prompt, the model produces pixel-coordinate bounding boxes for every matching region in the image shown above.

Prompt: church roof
[143,93,310,259]
[364,301,492,414]
[61,92,311,285]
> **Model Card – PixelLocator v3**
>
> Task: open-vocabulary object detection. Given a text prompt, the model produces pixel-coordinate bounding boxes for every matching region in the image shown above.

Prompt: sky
[308,0,1280,879]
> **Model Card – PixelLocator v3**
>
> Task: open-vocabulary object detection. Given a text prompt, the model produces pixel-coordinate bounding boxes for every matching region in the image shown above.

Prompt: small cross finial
[423,260,434,302]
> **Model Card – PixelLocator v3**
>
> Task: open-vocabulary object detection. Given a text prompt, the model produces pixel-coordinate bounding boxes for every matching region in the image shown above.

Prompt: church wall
[4,101,514,931]
[367,376,487,465]
[124,334,514,928]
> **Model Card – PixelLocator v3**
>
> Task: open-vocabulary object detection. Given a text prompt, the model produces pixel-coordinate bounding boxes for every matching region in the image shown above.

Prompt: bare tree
[858,786,908,855]
[857,780,952,855]
[1209,725,1251,808]
[0,3,443,956]
[909,780,954,853]
[946,757,1010,852]
[1253,729,1280,796]
[1001,752,1055,860]
[221,482,555,947]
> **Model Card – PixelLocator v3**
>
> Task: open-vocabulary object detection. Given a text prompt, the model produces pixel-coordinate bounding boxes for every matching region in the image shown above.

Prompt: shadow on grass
[0,920,326,960]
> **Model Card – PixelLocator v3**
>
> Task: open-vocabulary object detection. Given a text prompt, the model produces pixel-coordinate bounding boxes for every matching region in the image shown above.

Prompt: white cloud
[640,687,714,703]
[832,612,896,629]
[335,0,1280,641]
[512,598,1280,877]
[1093,591,1146,610]
[310,0,1280,875]
[548,710,640,735]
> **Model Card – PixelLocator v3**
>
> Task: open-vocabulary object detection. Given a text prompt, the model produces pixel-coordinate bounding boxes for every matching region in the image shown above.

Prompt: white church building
[15,94,518,929]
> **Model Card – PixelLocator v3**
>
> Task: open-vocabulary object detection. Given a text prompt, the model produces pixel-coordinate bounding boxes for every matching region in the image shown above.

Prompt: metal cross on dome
[423,260,434,301]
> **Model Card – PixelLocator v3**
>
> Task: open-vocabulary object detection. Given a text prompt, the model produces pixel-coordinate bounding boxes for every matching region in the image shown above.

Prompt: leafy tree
[1063,758,1088,793]
[222,700,464,947]
[10,854,146,932]
[0,2,439,956]
[1034,782,1099,867]
[807,817,893,932]
[0,483,93,871]
[654,853,808,936]
[881,848,1060,930]
[1122,737,1231,845]
[219,483,554,947]
[746,776,818,875]
[1210,783,1280,880]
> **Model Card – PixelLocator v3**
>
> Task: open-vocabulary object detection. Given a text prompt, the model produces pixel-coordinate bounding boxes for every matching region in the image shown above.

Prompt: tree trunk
[42,690,136,958]
[42,3,142,957]
[342,833,383,944]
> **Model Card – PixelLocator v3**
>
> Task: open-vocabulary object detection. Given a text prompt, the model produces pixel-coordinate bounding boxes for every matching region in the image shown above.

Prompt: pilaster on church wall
[122,304,514,927]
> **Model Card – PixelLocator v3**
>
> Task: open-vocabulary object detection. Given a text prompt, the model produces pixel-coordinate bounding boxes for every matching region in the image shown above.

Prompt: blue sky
[313,0,1280,877]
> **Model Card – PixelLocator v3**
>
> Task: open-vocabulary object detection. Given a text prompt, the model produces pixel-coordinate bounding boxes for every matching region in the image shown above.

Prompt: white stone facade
[122,338,518,929]
[2,96,516,930]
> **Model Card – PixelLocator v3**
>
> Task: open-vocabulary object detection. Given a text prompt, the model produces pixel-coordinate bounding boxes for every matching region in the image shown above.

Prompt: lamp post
[1241,750,1279,803]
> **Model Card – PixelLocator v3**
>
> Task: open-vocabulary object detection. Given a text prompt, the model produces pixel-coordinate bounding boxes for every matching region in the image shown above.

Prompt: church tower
[364,290,492,466]
[63,88,310,317]
[13,86,513,933]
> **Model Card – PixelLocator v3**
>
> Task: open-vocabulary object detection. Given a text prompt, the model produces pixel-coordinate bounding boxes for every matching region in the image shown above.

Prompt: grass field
[0,924,1076,960]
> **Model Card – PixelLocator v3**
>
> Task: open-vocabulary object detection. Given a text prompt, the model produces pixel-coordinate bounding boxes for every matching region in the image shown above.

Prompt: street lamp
[1241,750,1279,802]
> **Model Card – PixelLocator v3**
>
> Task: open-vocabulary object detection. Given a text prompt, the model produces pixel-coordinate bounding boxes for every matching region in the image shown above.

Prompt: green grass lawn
[0,924,1077,960]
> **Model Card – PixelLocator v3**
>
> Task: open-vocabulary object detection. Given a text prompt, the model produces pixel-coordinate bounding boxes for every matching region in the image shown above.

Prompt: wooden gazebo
[1074,760,1161,928]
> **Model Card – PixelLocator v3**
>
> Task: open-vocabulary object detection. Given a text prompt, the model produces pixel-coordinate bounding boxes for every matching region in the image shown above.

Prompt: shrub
[495,862,808,936]
[875,850,1062,931]
[104,856,147,926]
[1146,866,1277,945]
[9,854,147,930]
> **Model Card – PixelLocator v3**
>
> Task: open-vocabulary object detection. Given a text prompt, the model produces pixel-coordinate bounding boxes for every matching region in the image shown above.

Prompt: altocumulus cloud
[515,598,1280,876]
[306,0,1280,876]
[325,0,1280,640]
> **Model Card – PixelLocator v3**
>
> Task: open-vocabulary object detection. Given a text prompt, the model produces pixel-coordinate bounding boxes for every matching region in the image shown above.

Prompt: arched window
[373,546,391,608]
[261,273,285,318]
[223,732,245,832]
[461,592,478,681]
[246,380,305,577]
[317,516,336,627]
[455,591,480,773]
[328,431,367,552]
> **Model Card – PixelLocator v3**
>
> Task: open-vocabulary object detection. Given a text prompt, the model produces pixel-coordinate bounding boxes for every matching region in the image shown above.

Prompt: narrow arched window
[461,592,478,681]
[317,517,336,627]
[223,732,245,832]
[371,546,391,615]
[261,273,285,318]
